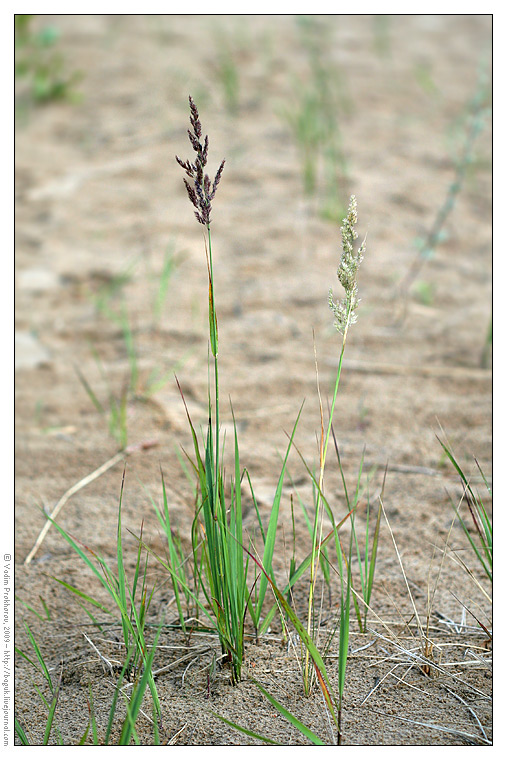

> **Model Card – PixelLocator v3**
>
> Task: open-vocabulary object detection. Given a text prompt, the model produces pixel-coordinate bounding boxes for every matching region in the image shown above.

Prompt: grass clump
[48,471,161,740]
[174,96,245,683]
[438,436,492,591]
[17,468,165,744]
[169,96,304,684]
[396,66,491,322]
[170,102,372,740]
[279,16,351,222]
[15,619,64,745]
[15,14,81,108]
[291,196,368,741]
[76,252,185,450]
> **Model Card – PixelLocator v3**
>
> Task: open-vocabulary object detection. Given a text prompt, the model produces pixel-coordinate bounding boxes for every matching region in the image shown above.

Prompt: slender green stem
[206,224,221,520]
[304,310,351,693]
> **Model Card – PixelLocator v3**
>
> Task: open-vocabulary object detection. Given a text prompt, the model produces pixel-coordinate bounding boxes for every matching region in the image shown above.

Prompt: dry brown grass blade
[366,708,491,745]
[24,440,158,565]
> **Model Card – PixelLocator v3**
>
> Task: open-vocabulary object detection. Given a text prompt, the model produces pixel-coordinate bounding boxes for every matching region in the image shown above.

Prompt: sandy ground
[14,14,491,745]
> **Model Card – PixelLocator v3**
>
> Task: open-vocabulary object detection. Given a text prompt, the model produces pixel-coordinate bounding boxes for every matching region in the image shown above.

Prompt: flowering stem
[206,224,221,516]
[304,308,351,695]
[304,195,364,696]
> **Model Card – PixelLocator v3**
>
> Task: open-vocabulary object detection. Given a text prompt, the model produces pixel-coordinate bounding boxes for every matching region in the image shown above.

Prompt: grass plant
[75,349,129,451]
[15,620,63,745]
[52,472,159,681]
[236,196,369,742]
[279,16,350,222]
[208,21,247,114]
[15,14,81,107]
[77,288,185,449]
[396,68,491,321]
[165,97,305,682]
[213,41,240,115]
[169,100,367,711]
[31,468,164,743]
[302,196,366,698]
[438,437,492,590]
[15,618,164,746]
[173,97,245,682]
[331,437,383,634]
[151,243,182,326]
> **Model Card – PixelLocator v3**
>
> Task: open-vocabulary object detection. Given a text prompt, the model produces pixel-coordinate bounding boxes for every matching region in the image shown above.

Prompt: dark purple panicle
[175,95,225,226]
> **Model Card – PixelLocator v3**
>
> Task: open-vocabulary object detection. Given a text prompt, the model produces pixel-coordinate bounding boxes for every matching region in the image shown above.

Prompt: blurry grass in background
[15,14,82,109]
[279,16,352,223]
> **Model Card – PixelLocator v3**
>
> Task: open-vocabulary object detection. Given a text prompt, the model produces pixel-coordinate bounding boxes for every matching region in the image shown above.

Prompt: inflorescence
[328,195,366,334]
[176,95,225,226]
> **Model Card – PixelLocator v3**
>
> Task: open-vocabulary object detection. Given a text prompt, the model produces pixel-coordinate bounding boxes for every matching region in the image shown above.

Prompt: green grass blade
[116,468,130,649]
[78,725,90,746]
[156,472,189,631]
[291,473,331,589]
[86,684,99,745]
[252,680,326,744]
[241,541,339,727]
[119,622,163,745]
[213,712,281,744]
[258,505,355,635]
[39,596,52,621]
[475,458,492,497]
[50,577,111,614]
[139,540,218,630]
[21,620,53,691]
[15,717,30,745]
[15,646,42,674]
[15,595,49,622]
[254,404,304,626]
[365,499,382,611]
[119,300,138,392]
[74,363,105,415]
[104,647,136,745]
[438,437,492,580]
[245,469,266,544]
[42,667,62,745]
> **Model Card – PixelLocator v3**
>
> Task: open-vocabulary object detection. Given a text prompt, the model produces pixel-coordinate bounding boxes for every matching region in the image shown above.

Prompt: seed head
[176,95,225,226]
[329,195,366,334]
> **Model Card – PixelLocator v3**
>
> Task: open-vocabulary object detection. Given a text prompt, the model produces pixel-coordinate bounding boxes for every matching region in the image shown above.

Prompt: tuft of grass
[78,281,186,449]
[16,618,163,745]
[331,436,382,634]
[75,349,129,451]
[396,67,491,320]
[15,14,82,107]
[438,437,492,588]
[208,21,246,114]
[215,678,327,745]
[213,44,240,115]
[154,97,304,684]
[174,96,245,682]
[45,468,163,741]
[151,243,183,325]
[278,16,351,222]
[15,619,63,745]
[302,197,366,703]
